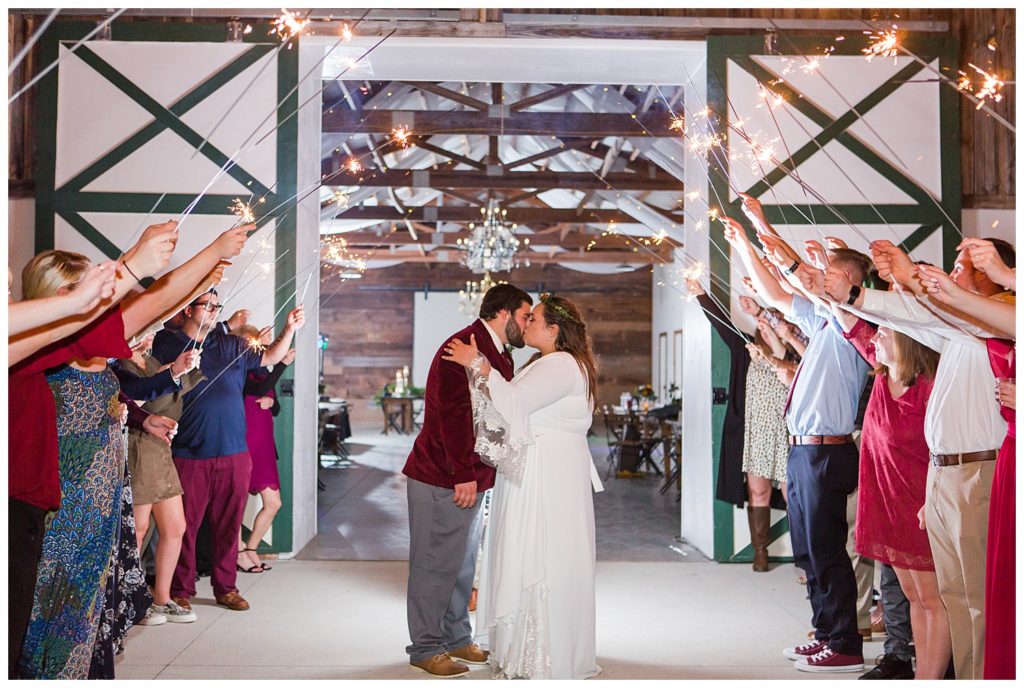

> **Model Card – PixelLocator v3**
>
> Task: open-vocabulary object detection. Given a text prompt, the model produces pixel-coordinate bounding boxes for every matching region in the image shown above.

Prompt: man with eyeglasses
[151,289,304,612]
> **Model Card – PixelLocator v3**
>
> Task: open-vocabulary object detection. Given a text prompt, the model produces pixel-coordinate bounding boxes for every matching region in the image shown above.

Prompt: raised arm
[120,223,249,340]
[259,307,305,367]
[722,217,794,316]
[918,264,1015,339]
[688,278,747,354]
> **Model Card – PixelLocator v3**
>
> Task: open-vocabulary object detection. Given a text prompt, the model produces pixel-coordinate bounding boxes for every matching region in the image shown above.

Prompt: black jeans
[9,498,47,679]
[787,443,863,657]
[880,563,914,660]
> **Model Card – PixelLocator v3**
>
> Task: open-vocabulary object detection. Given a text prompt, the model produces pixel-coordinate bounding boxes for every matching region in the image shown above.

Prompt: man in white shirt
[825,238,1014,679]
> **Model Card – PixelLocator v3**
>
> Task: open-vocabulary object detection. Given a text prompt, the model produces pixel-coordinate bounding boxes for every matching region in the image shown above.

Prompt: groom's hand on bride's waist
[453,480,478,509]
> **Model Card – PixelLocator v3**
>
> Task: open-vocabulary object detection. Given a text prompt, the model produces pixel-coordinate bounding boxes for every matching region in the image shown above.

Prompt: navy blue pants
[787,443,863,657]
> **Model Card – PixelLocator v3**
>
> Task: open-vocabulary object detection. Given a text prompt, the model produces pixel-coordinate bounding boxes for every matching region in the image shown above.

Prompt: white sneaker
[153,600,198,623]
[137,606,167,626]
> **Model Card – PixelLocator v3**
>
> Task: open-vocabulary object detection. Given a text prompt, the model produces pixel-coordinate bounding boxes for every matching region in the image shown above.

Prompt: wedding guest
[689,279,789,571]
[16,222,246,679]
[834,237,1014,679]
[236,324,295,574]
[117,331,204,625]
[153,292,304,613]
[726,195,870,674]
[7,261,115,341]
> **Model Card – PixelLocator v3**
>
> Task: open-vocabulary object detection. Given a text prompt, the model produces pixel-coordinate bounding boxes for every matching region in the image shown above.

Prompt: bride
[443,293,602,680]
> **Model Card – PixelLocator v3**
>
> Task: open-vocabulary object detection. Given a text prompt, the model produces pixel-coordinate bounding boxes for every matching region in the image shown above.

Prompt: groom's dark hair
[479,284,532,321]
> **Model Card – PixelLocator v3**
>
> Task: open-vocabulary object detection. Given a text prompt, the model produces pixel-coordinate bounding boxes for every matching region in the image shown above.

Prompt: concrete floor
[115,423,882,680]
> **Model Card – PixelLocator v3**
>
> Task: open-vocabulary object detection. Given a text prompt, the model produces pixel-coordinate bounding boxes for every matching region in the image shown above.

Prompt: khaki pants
[846,488,875,629]
[925,460,995,680]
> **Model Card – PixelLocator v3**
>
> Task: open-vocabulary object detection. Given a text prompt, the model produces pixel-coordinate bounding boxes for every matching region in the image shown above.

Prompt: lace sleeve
[466,354,530,484]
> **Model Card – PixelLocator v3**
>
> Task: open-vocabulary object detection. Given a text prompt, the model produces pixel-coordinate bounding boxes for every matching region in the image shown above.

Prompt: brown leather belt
[930,450,998,467]
[790,434,855,446]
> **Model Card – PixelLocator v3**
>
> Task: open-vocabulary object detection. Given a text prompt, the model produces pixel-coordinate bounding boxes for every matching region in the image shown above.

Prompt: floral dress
[741,356,790,483]
[20,366,126,679]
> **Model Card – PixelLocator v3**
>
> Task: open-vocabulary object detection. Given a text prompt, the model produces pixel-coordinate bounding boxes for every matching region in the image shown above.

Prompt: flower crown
[540,292,579,324]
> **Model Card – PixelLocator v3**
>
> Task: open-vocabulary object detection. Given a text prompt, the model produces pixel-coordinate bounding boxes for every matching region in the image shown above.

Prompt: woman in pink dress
[843,319,949,679]
[236,325,294,573]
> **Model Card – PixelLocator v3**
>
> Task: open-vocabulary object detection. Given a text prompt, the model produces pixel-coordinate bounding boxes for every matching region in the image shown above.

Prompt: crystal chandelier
[458,272,507,317]
[456,202,522,273]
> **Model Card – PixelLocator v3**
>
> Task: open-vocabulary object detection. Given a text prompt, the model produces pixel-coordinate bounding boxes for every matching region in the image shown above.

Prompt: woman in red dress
[844,320,949,679]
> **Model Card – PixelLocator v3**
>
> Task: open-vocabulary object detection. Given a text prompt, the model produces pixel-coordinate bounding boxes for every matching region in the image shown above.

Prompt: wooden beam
[509,83,588,112]
[332,205,684,224]
[502,138,596,170]
[401,81,489,110]
[323,167,683,191]
[405,136,485,170]
[323,109,677,137]
[362,249,672,265]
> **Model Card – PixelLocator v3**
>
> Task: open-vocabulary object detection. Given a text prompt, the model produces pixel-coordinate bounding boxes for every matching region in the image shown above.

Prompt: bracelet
[122,260,141,283]
[784,260,800,276]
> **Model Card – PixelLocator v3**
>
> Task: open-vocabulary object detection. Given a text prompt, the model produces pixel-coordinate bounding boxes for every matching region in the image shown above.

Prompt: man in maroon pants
[403,285,532,677]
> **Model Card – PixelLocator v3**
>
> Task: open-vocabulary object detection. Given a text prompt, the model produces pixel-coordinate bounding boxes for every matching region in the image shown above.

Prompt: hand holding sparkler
[804,240,830,271]
[794,263,826,299]
[757,231,800,269]
[957,238,1016,290]
[123,221,179,279]
[869,240,918,292]
[825,236,849,251]
[68,262,118,313]
[739,295,761,316]
[285,305,306,332]
[685,278,705,298]
[763,260,797,296]
[823,265,856,304]
[214,224,252,259]
[721,217,751,251]
[227,309,251,334]
[170,349,201,379]
[738,193,772,235]
[205,261,230,291]
[916,264,966,306]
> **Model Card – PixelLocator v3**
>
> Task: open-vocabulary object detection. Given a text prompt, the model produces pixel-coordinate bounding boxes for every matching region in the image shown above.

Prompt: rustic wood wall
[318,263,652,406]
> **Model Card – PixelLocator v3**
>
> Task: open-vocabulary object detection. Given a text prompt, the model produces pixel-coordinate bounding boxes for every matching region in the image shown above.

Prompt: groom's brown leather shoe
[449,642,489,665]
[410,652,470,678]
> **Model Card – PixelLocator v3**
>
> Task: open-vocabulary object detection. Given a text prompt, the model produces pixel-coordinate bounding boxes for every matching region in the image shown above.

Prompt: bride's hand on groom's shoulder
[442,334,479,368]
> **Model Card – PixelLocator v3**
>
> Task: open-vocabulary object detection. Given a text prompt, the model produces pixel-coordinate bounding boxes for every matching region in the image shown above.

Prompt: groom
[403,284,533,677]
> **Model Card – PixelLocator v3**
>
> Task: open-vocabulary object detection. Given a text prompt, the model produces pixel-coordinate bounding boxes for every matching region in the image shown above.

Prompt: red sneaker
[783,639,827,661]
[795,646,865,673]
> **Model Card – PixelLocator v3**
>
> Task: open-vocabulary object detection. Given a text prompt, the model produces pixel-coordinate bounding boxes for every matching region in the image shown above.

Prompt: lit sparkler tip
[270,8,310,43]
[685,189,701,202]
[968,63,1006,109]
[862,28,900,62]
[229,198,256,224]
[345,157,363,174]
[391,125,412,148]
[341,23,353,41]
[669,115,686,133]
[247,336,267,353]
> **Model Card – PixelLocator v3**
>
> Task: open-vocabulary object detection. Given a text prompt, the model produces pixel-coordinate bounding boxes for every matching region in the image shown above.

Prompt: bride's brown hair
[526,294,599,404]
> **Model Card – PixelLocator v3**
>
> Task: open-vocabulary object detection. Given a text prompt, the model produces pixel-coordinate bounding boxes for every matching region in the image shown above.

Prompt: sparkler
[345,157,364,174]
[247,336,267,353]
[862,28,900,62]
[270,9,310,44]
[391,125,412,148]
[958,63,1007,110]
[229,198,256,225]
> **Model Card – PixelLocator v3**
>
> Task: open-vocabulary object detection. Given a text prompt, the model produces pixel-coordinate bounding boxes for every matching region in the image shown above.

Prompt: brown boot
[748,506,771,572]
[410,652,470,678]
[449,642,489,665]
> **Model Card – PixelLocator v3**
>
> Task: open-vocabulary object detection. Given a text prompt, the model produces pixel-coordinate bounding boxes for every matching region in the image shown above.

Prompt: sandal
[237,548,263,574]
[244,547,271,571]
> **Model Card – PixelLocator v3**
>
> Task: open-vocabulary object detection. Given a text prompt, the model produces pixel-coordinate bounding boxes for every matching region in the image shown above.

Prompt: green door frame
[705,33,961,563]
[35,21,300,553]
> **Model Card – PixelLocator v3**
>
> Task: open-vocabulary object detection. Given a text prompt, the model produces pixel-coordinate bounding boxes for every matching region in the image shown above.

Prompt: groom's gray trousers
[406,477,485,663]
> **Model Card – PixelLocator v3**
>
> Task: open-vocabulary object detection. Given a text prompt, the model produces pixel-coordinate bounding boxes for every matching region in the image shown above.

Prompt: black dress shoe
[859,654,914,680]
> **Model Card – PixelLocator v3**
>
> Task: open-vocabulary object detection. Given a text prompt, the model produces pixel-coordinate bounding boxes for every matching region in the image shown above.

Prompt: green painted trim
[52,191,274,216]
[270,41,300,554]
[51,19,271,44]
[56,211,123,260]
[731,516,791,562]
[63,44,274,192]
[706,37,738,562]
[937,39,963,270]
[730,56,938,209]
[33,22,62,252]
[737,59,928,199]
[72,45,274,199]
[901,224,941,254]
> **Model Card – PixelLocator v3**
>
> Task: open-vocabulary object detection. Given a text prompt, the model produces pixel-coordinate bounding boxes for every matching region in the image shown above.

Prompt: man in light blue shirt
[725,197,870,674]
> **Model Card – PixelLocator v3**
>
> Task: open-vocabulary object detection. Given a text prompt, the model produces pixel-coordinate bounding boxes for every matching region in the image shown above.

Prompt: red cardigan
[402,319,515,491]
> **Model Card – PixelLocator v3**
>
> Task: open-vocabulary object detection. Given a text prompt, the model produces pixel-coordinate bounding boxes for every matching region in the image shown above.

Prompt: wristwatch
[783,260,800,276]
[846,284,862,306]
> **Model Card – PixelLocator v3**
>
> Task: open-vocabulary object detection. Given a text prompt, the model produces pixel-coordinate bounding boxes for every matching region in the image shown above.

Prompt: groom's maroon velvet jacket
[402,318,515,492]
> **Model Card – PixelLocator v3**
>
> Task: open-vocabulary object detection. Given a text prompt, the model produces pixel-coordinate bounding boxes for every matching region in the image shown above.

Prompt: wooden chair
[658,420,682,495]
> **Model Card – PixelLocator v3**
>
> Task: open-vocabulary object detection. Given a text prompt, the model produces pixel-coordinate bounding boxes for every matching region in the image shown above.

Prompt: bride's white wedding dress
[467,351,602,680]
